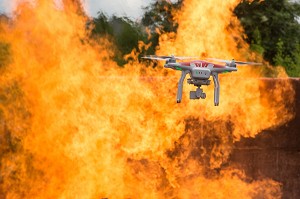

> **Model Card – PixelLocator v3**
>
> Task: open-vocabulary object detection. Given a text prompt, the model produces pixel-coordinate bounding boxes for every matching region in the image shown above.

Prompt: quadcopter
[142,55,260,106]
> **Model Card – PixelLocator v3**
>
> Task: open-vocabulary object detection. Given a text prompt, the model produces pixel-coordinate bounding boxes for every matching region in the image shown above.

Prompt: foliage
[141,0,182,55]
[90,12,113,36]
[91,12,148,66]
[110,16,147,65]
[91,0,183,66]
[90,0,300,76]
[2,1,299,75]
[234,0,300,76]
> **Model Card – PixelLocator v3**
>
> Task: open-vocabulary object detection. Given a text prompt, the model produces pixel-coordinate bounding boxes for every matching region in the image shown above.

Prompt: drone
[142,55,260,106]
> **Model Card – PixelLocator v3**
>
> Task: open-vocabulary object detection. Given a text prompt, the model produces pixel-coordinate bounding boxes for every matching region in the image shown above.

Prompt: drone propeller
[175,56,198,60]
[142,55,197,60]
[234,61,262,65]
[141,56,168,61]
[206,58,261,65]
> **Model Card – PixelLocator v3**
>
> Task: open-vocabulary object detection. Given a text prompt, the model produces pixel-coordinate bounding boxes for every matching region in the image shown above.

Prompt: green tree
[234,0,300,76]
[110,16,147,65]
[141,0,182,55]
[91,13,147,66]
[90,12,113,36]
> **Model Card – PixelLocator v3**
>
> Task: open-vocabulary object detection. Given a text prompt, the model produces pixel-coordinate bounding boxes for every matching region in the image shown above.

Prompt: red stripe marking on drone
[181,62,190,66]
[213,64,226,68]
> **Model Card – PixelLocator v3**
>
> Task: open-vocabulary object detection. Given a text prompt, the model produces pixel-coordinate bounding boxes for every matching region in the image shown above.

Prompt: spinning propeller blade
[174,56,198,60]
[205,58,229,63]
[142,55,197,60]
[141,56,167,60]
[206,58,261,65]
[234,61,262,65]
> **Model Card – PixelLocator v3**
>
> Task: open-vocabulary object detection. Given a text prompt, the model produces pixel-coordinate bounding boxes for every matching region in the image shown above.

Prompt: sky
[0,0,15,15]
[0,0,153,19]
[83,0,152,19]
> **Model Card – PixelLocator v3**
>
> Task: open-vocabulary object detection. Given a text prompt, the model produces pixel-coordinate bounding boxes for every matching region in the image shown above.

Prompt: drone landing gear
[176,71,220,106]
[190,87,206,100]
[176,70,189,103]
[212,73,220,106]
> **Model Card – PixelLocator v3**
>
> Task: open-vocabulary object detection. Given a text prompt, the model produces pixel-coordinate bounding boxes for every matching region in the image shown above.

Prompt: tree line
[1,0,300,76]
[90,0,300,76]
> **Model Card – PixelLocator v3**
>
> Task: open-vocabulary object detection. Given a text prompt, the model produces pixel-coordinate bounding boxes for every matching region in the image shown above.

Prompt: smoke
[0,0,295,198]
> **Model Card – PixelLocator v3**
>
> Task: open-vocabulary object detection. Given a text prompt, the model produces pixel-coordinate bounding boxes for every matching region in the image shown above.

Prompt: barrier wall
[231,79,300,199]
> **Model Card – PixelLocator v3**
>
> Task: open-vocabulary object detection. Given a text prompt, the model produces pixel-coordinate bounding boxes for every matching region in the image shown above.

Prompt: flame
[0,0,294,198]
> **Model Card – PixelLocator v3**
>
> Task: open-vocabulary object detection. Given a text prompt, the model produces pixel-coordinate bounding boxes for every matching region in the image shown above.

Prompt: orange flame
[0,0,294,198]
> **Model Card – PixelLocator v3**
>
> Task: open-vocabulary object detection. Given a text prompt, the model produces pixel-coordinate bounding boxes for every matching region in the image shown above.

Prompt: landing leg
[212,73,220,106]
[177,70,189,103]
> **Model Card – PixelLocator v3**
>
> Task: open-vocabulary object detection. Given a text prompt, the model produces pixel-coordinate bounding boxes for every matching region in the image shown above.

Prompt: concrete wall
[231,79,300,199]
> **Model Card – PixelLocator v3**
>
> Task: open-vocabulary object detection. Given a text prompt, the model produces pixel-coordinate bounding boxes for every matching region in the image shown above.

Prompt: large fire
[0,0,295,198]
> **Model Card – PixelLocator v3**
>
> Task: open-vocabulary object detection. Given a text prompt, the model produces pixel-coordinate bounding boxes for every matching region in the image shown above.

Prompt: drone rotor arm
[206,58,261,65]
[142,55,198,61]
[234,61,262,65]
[175,56,198,60]
[141,56,168,61]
